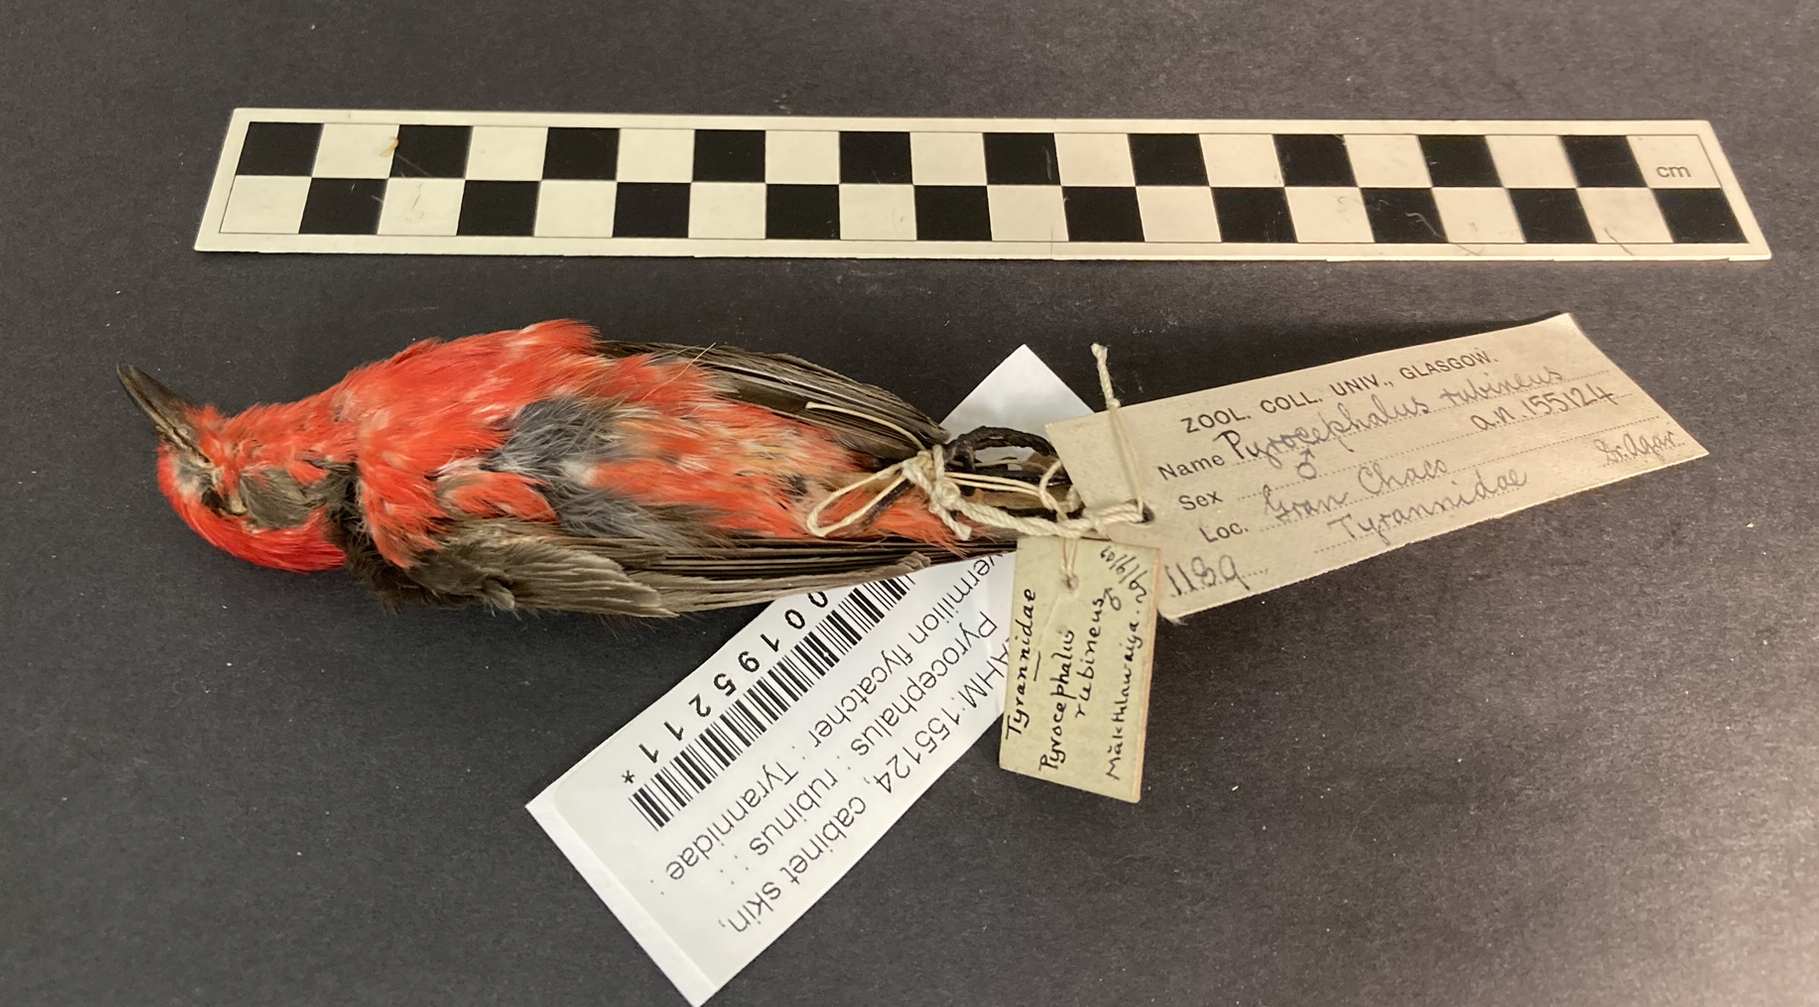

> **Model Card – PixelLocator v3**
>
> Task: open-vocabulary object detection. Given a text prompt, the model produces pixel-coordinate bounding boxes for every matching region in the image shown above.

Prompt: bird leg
[826,426,1075,537]
[943,426,1077,516]
[946,425,1069,488]
[944,425,1058,470]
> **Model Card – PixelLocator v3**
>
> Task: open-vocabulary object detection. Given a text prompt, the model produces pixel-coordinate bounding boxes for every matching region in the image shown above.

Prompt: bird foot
[944,425,1058,472]
[942,426,1075,513]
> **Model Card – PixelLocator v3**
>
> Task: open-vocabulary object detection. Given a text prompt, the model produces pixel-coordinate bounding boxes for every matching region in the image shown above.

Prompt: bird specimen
[119,320,1061,616]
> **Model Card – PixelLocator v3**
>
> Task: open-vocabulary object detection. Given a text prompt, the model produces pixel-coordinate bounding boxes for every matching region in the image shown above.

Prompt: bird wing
[335,513,1002,616]
[330,329,996,615]
[597,340,947,461]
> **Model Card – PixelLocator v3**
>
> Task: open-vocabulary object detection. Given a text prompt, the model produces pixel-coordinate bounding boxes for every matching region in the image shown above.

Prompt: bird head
[118,365,347,573]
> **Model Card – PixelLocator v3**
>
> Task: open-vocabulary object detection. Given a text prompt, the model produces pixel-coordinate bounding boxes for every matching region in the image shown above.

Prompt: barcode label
[530,346,1087,1006]
[629,576,912,830]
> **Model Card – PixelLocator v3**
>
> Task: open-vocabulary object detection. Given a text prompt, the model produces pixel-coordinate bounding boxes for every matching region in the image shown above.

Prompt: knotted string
[805,345,1150,562]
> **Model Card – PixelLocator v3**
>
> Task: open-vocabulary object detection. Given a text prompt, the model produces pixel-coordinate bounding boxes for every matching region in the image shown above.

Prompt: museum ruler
[198,110,1768,261]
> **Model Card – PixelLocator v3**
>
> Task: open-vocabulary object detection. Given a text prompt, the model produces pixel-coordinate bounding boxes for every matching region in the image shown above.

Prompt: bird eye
[199,484,248,516]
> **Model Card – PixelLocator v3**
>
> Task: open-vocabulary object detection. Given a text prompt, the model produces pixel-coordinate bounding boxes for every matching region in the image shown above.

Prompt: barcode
[628,576,912,830]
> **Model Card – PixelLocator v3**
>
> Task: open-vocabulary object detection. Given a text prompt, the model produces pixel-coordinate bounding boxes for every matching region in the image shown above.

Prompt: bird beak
[117,364,201,454]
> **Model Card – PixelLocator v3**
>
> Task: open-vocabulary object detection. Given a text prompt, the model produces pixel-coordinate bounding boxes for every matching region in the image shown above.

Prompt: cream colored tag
[999,537,1161,802]
[1047,314,1707,621]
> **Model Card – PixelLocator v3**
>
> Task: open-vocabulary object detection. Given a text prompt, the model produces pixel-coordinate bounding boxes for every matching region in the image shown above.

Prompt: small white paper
[528,347,1089,1005]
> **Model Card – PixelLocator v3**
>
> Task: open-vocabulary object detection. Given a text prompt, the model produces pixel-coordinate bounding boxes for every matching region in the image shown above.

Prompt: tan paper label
[999,538,1161,802]
[1047,314,1707,621]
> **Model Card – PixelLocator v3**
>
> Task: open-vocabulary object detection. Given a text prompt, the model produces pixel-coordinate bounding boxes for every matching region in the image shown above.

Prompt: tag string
[1090,343,1149,522]
[805,345,1149,560]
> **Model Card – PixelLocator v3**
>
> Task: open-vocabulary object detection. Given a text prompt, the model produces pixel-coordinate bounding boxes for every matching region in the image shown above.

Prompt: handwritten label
[526,347,1090,1005]
[1046,314,1707,620]
[1000,538,1160,802]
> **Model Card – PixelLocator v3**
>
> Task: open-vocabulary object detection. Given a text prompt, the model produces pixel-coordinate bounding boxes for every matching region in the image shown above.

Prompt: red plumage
[120,320,1018,616]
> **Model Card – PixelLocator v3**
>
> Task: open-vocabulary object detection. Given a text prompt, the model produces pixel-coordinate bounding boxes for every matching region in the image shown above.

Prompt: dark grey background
[4,2,1815,1004]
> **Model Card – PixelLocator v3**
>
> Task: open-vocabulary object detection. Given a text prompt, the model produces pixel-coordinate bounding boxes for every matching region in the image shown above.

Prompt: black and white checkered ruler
[197,109,1767,261]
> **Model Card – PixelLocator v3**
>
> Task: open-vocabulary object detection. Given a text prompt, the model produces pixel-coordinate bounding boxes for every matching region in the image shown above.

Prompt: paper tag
[527,346,1090,1006]
[999,538,1160,802]
[1047,314,1707,621]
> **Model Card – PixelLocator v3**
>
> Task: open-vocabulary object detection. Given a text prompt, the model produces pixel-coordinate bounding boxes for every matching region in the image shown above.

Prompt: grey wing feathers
[352,519,1003,617]
[598,340,947,461]
[400,523,674,616]
[335,335,983,617]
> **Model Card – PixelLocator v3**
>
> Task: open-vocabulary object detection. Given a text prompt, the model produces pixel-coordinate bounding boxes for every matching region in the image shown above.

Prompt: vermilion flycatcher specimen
[119,320,1045,616]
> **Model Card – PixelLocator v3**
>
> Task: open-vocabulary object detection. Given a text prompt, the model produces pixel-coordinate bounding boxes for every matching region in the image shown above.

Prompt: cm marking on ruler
[197,110,1768,261]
